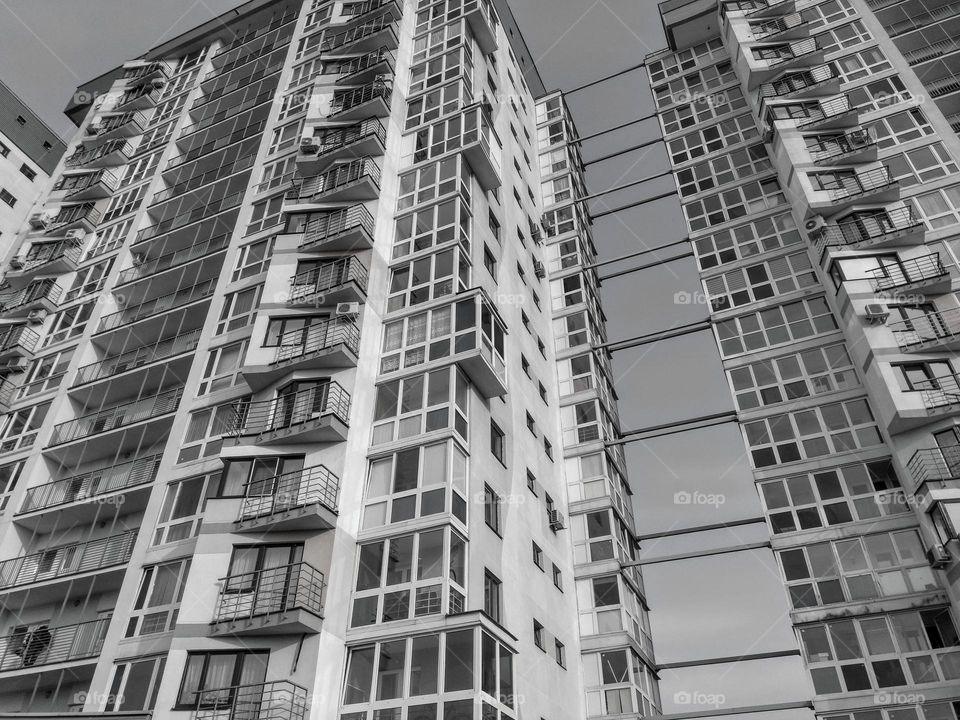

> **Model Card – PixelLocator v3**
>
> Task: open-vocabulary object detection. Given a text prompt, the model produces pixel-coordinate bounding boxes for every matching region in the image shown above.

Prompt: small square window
[0,141,9,157]
[42,141,52,151]
[532,542,544,569]
[491,421,506,466]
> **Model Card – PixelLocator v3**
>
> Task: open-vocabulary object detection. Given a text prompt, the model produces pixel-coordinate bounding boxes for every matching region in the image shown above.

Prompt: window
[484,570,502,623]
[693,211,800,271]
[488,211,501,242]
[263,315,327,347]
[490,421,505,465]
[0,189,16,207]
[125,558,191,637]
[484,484,502,535]
[484,245,497,275]
[539,382,548,403]
[526,469,537,495]
[199,340,248,395]
[45,301,94,347]
[65,257,114,302]
[526,412,537,436]
[0,401,49,453]
[397,156,472,212]
[372,366,469,445]
[0,141,8,157]
[176,651,269,708]
[715,296,838,358]
[544,438,554,460]
[106,656,166,711]
[245,196,285,236]
[217,285,262,334]
[392,197,470,260]
[0,460,24,512]
[178,401,244,464]
[15,115,25,126]
[533,620,545,650]
[387,247,470,312]
[231,237,274,281]
[153,472,218,546]
[19,164,36,182]
[552,564,563,590]
[683,178,786,232]
[521,355,530,376]
[533,542,544,569]
[555,639,566,667]
[704,250,817,311]
[102,184,149,223]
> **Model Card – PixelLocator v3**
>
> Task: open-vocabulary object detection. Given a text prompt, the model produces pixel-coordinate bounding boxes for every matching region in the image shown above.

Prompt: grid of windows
[704,250,817,311]
[692,211,801,270]
[683,178,785,232]
[715,296,838,357]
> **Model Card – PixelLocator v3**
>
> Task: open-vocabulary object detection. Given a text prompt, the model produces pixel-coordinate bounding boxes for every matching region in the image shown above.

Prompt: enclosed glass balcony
[83,110,148,145]
[45,203,102,234]
[237,464,339,532]
[227,381,350,444]
[97,278,217,333]
[114,81,164,111]
[320,15,399,54]
[74,329,201,386]
[188,680,308,720]
[211,562,325,635]
[64,139,136,168]
[0,325,39,362]
[115,235,230,286]
[464,0,499,54]
[0,618,108,673]
[409,104,502,190]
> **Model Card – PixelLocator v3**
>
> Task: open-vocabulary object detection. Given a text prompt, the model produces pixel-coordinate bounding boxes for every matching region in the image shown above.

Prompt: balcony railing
[0,280,61,313]
[74,329,202,385]
[287,158,381,201]
[16,241,83,273]
[0,530,137,590]
[49,387,183,445]
[0,325,39,355]
[229,382,350,437]
[760,64,836,99]
[820,167,895,201]
[49,203,102,232]
[869,253,947,293]
[116,235,230,285]
[334,47,396,82]
[793,97,852,127]
[816,207,921,249]
[908,447,960,491]
[911,374,960,411]
[328,80,392,118]
[214,562,325,623]
[766,37,820,66]
[751,11,807,38]
[138,190,246,239]
[86,110,148,139]
[97,278,217,332]
[149,152,256,206]
[274,318,361,364]
[808,128,875,162]
[238,465,340,522]
[299,206,374,250]
[320,15,397,52]
[19,453,162,514]
[189,680,308,720]
[0,618,109,672]
[889,307,960,350]
[289,257,369,303]
[53,168,121,198]
[304,118,386,159]
[64,140,135,168]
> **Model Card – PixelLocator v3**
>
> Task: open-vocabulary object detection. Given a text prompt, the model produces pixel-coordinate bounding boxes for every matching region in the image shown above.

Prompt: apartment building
[0,1,658,720]
[650,0,960,716]
[0,80,66,252]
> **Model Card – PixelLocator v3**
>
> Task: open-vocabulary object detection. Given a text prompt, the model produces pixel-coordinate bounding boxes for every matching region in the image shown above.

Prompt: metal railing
[908,447,960,490]
[229,382,351,437]
[808,128,875,162]
[305,118,386,159]
[50,387,183,445]
[0,325,39,354]
[150,152,256,206]
[888,307,960,350]
[869,253,946,293]
[821,166,895,201]
[912,374,960,411]
[137,190,246,239]
[335,47,395,81]
[0,618,109,672]
[189,680,308,720]
[238,465,340,522]
[751,11,806,38]
[50,203,102,230]
[97,278,217,332]
[320,15,397,52]
[794,97,851,127]
[117,236,230,285]
[0,280,61,312]
[816,207,921,249]
[18,241,83,272]
[64,140,135,168]
[0,530,137,589]
[289,257,369,303]
[274,318,361,364]
[211,9,299,61]
[87,111,148,138]
[299,206,374,250]
[53,168,121,197]
[328,80,392,117]
[760,64,836,99]
[767,37,819,66]
[75,329,201,385]
[19,453,162,514]
[287,158,381,201]
[214,562,325,623]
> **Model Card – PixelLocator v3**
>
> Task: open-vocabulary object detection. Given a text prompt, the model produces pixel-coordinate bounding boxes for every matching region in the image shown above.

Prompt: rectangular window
[533,620,545,650]
[526,470,537,495]
[178,401,241,464]
[19,164,36,181]
[0,189,16,207]
[532,542,544,569]
[484,484,502,535]
[552,564,562,590]
[217,285,263,334]
[232,237,275,281]
[484,570,502,623]
[715,297,838,358]
[125,558,191,637]
[153,472,218,546]
[555,639,566,667]
[176,650,269,708]
[199,339,248,395]
[490,421,505,465]
[107,656,166,711]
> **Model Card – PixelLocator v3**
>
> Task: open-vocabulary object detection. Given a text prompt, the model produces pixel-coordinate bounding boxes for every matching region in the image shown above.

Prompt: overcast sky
[0,0,812,712]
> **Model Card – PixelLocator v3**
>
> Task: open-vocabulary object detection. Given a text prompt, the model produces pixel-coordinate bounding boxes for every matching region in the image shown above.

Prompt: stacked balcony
[121,60,171,84]
[52,168,121,201]
[31,203,102,236]
[226,381,351,445]
[809,166,899,214]
[908,447,960,494]
[748,11,808,40]
[807,128,877,164]
[288,256,369,307]
[187,680,308,720]
[297,118,387,175]
[813,206,924,251]
[335,47,396,85]
[211,562,326,635]
[888,307,960,353]
[298,207,376,254]
[0,618,109,675]
[96,278,217,334]
[5,240,83,286]
[114,78,165,112]
[63,139,136,169]
[869,253,951,296]
[411,104,503,190]
[236,464,339,532]
[320,14,399,54]
[759,63,839,102]
[326,79,393,121]
[83,110,148,145]
[0,279,61,319]
[286,158,381,205]
[0,325,39,364]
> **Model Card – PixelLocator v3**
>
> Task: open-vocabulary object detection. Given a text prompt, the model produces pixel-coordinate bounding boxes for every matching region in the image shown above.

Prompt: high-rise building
[648,0,960,715]
[0,80,66,252]
[0,2,659,720]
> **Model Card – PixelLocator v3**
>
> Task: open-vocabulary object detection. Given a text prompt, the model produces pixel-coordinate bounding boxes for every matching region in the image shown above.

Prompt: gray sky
[0,0,810,712]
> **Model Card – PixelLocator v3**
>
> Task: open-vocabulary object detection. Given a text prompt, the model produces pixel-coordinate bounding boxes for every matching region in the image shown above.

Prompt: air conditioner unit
[532,227,544,245]
[64,229,86,243]
[927,543,951,568]
[534,261,546,279]
[27,309,48,325]
[336,302,360,317]
[28,211,55,231]
[548,510,566,531]
[863,303,889,325]
[804,214,827,235]
[300,136,319,155]
[8,258,23,270]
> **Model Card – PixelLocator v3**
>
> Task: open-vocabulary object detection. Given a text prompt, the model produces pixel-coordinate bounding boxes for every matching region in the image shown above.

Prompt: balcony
[0,325,39,363]
[337,0,402,29]
[464,0,499,54]
[297,117,386,175]
[889,307,960,353]
[289,257,369,307]
[73,329,201,387]
[5,241,82,286]
[15,453,162,532]
[0,530,136,598]
[236,465,339,532]
[286,158,381,204]
[64,139,135,169]
[749,11,809,40]
[226,382,351,445]
[335,47,396,85]
[83,110,148,145]
[911,374,960,417]
[49,387,183,446]
[870,253,950,297]
[722,0,796,19]
[759,64,839,101]
[808,128,877,164]
[321,15,399,54]
[0,618,108,675]
[116,235,230,286]
[411,104,502,190]
[908,447,960,494]
[97,278,217,333]
[297,205,375,252]
[243,318,361,391]
[814,207,924,252]
[121,60,170,84]
[326,80,392,121]
[380,290,508,398]
[0,280,61,318]
[44,203,102,235]
[187,680,308,720]
[810,167,899,214]
[211,562,325,635]
[52,169,121,201]
[790,97,858,130]
[114,81,164,112]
